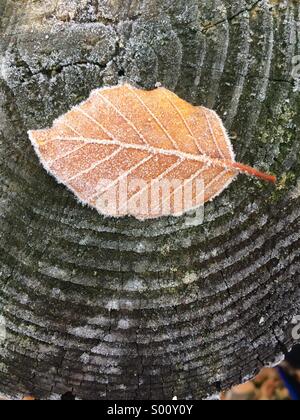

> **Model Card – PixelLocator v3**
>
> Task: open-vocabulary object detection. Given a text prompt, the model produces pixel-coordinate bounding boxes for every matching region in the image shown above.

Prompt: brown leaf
[28,84,276,220]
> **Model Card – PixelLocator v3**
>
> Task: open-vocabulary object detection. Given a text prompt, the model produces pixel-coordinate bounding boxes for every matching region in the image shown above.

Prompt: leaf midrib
[55,136,235,171]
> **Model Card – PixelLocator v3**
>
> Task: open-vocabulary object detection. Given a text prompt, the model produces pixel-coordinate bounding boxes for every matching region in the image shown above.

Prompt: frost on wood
[29,84,275,220]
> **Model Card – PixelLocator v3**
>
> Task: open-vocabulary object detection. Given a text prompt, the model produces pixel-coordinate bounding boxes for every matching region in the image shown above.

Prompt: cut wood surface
[0,0,300,400]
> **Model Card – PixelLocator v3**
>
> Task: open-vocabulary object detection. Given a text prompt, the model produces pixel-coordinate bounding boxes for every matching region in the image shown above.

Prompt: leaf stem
[230,162,277,184]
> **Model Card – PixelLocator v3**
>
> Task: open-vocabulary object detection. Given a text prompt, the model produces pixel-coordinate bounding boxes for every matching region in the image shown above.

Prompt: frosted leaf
[29,84,276,220]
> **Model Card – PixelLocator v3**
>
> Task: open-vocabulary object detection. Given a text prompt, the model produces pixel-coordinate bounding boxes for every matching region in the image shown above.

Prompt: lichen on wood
[0,0,300,400]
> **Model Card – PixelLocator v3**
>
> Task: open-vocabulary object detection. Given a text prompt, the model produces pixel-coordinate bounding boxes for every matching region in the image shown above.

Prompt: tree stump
[0,0,300,400]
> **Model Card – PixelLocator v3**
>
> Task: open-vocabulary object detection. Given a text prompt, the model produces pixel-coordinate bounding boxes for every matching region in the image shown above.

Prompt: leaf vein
[96,91,151,147]
[128,85,180,151]
[90,155,154,202]
[201,108,225,159]
[122,158,184,211]
[65,147,122,183]
[162,90,205,155]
